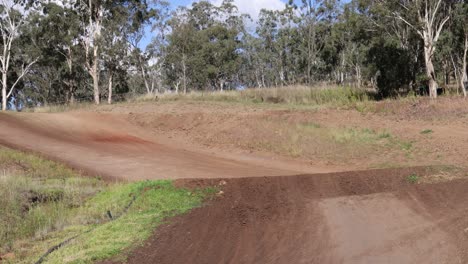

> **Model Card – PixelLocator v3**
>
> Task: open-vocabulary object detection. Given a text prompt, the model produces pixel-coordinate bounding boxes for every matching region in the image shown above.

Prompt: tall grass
[0,148,103,252]
[134,85,371,107]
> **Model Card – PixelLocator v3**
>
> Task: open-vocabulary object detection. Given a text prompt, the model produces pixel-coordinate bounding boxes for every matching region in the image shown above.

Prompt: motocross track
[0,112,303,180]
[1,111,468,263]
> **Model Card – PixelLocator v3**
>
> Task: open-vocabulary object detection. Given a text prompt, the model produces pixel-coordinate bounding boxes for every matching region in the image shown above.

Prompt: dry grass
[133,85,372,108]
[217,117,411,163]
[0,147,103,254]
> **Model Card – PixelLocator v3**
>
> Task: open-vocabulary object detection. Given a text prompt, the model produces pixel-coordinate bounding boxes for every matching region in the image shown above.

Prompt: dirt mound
[0,112,305,180]
[105,167,468,264]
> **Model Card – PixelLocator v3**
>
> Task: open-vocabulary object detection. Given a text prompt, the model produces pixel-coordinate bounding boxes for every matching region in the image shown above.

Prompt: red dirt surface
[104,168,468,264]
[0,112,305,180]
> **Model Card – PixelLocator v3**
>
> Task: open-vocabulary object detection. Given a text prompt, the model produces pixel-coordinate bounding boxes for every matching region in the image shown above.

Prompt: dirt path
[1,111,467,263]
[0,112,306,180]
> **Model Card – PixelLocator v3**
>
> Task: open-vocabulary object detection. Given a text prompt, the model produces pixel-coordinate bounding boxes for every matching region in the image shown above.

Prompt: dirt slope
[0,112,302,180]
[109,168,468,264]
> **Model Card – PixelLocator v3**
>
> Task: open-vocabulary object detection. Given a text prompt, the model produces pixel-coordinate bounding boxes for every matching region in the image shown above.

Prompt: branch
[434,15,450,43]
[430,0,443,28]
[393,12,424,38]
[6,58,38,98]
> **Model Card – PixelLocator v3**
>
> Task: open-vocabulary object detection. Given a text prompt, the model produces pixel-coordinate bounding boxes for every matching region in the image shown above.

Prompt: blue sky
[141,0,348,48]
[141,0,292,48]
[169,0,291,8]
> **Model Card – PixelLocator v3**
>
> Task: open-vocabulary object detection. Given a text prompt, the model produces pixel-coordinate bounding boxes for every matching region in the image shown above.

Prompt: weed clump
[407,174,420,184]
[420,129,433,135]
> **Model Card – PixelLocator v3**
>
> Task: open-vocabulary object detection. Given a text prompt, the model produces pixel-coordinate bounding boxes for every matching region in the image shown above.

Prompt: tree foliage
[0,0,467,109]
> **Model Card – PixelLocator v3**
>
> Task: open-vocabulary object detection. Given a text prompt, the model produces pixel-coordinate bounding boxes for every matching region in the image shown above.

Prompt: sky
[170,0,289,21]
[140,0,290,48]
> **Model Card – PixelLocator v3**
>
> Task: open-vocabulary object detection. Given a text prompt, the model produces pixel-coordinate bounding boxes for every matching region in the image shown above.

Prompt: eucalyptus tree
[382,0,453,98]
[25,1,82,105]
[452,1,468,95]
[165,1,245,92]
[165,7,194,93]
[0,0,38,110]
[293,0,339,83]
[76,0,155,104]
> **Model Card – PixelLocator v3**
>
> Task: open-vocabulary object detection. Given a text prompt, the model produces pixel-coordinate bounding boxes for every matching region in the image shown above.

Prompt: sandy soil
[2,99,468,263]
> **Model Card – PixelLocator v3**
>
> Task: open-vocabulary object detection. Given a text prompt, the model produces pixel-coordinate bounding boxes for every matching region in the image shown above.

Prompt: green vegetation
[44,181,209,263]
[420,129,434,135]
[242,119,413,162]
[330,128,392,144]
[1,0,467,109]
[0,148,103,252]
[407,174,420,184]
[0,148,210,263]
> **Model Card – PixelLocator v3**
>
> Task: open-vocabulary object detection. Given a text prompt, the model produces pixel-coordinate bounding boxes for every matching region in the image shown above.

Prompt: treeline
[0,0,467,110]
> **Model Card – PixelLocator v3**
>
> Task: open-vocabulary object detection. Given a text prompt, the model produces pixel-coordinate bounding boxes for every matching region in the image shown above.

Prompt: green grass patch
[398,141,414,151]
[330,128,393,145]
[43,181,208,264]
[406,174,420,184]
[420,129,433,135]
[0,148,210,263]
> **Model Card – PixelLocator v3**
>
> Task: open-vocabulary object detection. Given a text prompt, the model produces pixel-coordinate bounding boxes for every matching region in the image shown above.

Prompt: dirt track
[0,112,302,180]
[110,168,468,264]
[1,111,468,263]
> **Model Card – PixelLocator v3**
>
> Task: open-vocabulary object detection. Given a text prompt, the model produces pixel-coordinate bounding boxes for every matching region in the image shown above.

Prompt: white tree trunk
[83,0,102,105]
[2,72,6,110]
[355,65,362,88]
[108,73,113,104]
[92,51,100,104]
[462,35,468,97]
[424,45,438,98]
[182,54,187,94]
[139,56,150,94]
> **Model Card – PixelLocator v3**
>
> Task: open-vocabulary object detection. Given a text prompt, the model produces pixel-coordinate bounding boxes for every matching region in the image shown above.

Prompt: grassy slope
[0,148,211,264]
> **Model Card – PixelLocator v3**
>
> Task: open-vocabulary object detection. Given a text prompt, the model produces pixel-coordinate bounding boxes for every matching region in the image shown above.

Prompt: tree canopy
[0,0,467,109]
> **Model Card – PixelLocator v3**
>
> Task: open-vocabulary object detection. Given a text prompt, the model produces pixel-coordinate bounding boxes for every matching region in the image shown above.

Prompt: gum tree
[0,0,37,110]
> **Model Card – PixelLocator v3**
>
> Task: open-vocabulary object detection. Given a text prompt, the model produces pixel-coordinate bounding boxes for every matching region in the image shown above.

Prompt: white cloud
[210,0,286,21]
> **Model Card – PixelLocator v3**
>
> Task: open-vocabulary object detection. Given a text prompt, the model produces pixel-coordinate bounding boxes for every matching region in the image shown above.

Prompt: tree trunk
[175,81,180,94]
[138,55,150,94]
[424,45,438,98]
[182,54,187,94]
[92,45,100,104]
[66,51,75,105]
[108,73,113,104]
[356,65,362,89]
[219,79,224,92]
[451,54,461,96]
[2,72,6,111]
[462,35,468,97]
